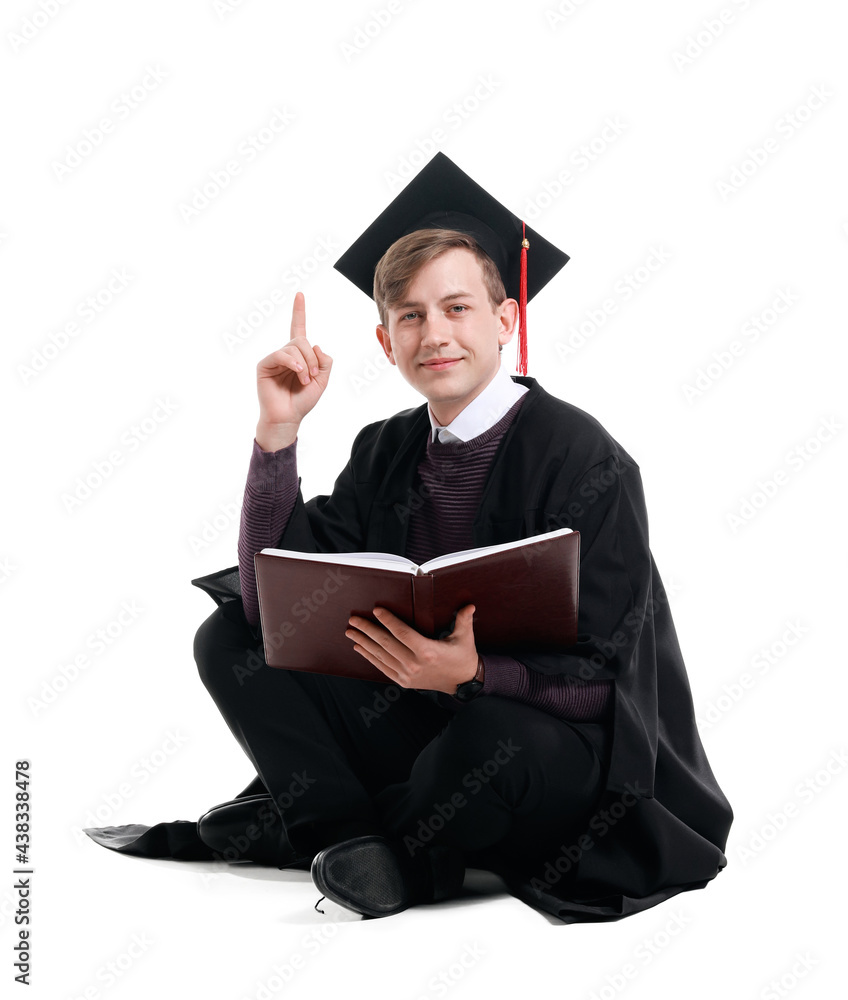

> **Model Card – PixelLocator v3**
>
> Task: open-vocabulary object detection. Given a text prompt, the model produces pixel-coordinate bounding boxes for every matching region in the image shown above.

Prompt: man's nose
[420,312,451,345]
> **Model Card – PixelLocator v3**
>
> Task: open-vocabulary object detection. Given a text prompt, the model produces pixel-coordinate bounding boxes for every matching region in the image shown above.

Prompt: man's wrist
[454,655,485,701]
[255,420,299,452]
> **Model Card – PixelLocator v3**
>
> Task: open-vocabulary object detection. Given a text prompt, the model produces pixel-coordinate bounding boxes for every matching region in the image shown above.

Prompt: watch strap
[454,656,485,701]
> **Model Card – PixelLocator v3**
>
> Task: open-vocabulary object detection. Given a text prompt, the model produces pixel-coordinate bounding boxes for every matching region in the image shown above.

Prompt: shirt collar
[427,364,529,444]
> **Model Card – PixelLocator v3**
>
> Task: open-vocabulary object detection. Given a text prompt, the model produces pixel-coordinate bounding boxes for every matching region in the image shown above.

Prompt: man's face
[375,248,518,426]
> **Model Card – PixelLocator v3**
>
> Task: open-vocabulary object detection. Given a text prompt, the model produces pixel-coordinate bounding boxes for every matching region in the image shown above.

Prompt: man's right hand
[255,292,332,451]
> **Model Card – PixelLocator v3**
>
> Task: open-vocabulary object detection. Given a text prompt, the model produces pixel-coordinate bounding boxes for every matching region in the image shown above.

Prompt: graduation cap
[333,152,569,376]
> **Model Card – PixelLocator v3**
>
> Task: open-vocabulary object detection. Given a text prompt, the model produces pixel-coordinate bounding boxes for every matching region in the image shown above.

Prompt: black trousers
[194,599,611,870]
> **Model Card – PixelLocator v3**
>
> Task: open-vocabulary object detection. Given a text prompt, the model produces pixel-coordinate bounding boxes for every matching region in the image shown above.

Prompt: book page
[419,526,573,572]
[258,548,420,574]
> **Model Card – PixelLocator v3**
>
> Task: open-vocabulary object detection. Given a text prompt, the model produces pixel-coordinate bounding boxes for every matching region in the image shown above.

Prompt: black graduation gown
[86,376,732,922]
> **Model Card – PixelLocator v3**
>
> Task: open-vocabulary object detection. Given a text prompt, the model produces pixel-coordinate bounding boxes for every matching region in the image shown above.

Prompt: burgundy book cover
[254,529,579,682]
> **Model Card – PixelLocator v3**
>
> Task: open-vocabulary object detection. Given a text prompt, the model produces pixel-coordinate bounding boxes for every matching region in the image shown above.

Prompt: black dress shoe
[310,835,465,918]
[197,795,311,870]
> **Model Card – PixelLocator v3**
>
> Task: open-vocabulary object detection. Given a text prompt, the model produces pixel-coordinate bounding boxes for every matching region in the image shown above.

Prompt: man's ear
[496,297,519,350]
[376,324,395,365]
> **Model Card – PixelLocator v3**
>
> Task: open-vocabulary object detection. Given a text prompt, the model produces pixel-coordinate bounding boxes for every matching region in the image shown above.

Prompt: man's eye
[401,311,419,321]
[450,305,467,313]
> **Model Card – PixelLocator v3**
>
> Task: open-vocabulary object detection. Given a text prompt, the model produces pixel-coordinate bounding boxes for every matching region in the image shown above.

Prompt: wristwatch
[454,656,485,702]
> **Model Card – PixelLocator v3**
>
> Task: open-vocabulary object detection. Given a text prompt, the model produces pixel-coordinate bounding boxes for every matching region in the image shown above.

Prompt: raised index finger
[289,291,306,341]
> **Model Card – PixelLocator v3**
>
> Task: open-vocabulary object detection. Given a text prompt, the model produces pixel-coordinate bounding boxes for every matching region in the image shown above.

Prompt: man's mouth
[421,358,461,370]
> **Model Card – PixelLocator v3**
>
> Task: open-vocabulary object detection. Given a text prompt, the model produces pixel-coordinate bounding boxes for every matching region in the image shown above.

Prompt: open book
[253,526,580,682]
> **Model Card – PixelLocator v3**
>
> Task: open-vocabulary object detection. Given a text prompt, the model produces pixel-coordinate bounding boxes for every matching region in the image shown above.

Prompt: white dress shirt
[427,363,528,444]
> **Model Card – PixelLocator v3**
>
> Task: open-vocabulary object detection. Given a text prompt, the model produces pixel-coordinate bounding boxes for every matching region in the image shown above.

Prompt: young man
[87,154,732,923]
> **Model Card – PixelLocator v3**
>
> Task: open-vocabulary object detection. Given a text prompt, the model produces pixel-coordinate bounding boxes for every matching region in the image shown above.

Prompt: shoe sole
[311,837,411,918]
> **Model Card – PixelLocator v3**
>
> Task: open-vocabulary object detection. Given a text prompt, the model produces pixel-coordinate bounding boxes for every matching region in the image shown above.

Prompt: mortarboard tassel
[517,222,529,376]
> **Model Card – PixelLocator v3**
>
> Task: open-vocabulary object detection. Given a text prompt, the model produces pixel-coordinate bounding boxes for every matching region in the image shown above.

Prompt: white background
[3,0,846,997]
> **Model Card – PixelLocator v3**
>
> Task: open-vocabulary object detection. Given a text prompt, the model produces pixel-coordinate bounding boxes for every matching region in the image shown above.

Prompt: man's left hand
[345,605,478,695]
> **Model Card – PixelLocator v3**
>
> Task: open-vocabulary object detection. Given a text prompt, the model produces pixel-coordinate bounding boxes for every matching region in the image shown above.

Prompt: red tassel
[518,222,529,376]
